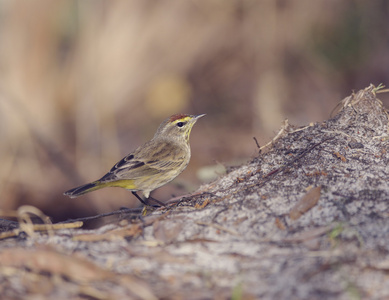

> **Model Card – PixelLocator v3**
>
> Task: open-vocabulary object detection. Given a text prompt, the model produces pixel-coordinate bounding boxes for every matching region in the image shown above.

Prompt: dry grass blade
[0,246,157,300]
[0,206,83,240]
[73,224,142,242]
[0,247,112,282]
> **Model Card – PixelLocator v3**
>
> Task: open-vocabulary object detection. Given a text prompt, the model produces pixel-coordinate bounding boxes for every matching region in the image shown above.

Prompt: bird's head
[154,114,205,143]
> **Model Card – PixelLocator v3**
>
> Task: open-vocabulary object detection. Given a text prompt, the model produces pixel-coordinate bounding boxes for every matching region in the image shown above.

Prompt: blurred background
[0,0,388,221]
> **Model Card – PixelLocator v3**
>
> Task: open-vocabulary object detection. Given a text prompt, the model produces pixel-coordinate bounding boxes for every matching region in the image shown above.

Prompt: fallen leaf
[290,186,321,220]
[333,152,347,162]
[194,198,210,209]
[275,217,286,230]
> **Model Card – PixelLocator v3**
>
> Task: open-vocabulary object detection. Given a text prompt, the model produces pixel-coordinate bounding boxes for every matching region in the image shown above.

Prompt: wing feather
[99,140,188,183]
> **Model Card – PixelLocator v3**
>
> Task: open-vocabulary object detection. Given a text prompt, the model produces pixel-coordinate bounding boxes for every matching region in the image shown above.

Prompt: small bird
[64,114,205,206]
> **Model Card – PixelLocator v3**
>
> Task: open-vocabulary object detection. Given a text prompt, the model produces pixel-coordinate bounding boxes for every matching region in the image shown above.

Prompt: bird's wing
[99,140,187,182]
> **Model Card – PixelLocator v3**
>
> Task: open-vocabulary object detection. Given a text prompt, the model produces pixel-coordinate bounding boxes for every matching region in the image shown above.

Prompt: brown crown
[169,114,189,122]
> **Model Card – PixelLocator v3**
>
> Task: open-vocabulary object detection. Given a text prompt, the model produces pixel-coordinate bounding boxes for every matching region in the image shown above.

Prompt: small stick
[253,137,260,149]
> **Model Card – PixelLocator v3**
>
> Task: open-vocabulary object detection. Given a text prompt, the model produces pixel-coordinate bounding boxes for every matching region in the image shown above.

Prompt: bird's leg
[131,191,165,207]
[131,191,150,206]
[148,196,167,207]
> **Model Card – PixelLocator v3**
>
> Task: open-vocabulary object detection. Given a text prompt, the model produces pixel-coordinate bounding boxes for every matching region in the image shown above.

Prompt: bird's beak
[194,114,206,120]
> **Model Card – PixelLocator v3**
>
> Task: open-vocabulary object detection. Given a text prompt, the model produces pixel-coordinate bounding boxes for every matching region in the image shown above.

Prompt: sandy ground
[0,85,389,299]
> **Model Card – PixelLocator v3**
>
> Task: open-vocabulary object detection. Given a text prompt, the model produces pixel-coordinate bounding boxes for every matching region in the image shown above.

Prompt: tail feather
[64,181,105,198]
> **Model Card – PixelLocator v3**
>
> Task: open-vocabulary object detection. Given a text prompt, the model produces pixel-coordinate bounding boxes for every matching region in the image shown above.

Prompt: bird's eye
[176,122,185,127]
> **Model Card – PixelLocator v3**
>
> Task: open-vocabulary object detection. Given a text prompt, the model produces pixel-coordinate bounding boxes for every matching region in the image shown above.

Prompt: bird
[64,113,205,206]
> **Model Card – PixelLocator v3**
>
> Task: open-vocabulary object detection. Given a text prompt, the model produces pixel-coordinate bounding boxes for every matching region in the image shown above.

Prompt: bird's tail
[64,181,105,198]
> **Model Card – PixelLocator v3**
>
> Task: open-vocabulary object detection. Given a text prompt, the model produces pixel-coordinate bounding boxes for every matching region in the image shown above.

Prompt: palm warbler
[64,114,205,206]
